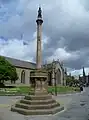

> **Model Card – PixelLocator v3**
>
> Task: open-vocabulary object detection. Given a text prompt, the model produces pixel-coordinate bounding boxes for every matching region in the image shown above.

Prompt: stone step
[24,95,52,100]
[52,106,64,114]
[11,105,64,115]
[34,91,48,95]
[15,102,60,110]
[20,99,56,105]
[29,90,48,95]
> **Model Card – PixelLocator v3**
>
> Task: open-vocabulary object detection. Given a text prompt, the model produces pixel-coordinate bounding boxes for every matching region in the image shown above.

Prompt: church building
[4,56,66,86]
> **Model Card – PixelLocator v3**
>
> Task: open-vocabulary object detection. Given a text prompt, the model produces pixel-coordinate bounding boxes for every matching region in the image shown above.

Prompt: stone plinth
[11,69,64,115]
[30,69,48,95]
[11,94,64,115]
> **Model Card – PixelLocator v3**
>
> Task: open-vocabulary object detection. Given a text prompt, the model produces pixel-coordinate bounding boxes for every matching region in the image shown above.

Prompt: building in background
[42,60,67,86]
[79,67,89,86]
[3,56,66,86]
[82,67,86,84]
[84,73,89,86]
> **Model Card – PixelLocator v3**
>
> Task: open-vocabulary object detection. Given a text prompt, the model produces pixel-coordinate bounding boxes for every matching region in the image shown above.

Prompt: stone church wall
[15,67,22,84]
[16,67,32,85]
[5,64,66,86]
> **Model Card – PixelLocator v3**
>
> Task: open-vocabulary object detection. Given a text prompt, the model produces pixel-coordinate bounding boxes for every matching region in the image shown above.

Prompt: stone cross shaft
[36,7,43,69]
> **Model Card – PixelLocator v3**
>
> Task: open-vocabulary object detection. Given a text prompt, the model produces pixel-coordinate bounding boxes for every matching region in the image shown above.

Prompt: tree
[0,56,18,83]
[66,75,80,87]
[66,76,73,86]
[66,76,75,86]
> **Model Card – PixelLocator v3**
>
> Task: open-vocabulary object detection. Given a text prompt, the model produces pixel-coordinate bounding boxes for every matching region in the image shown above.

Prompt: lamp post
[63,68,65,86]
[52,61,57,96]
[54,69,57,96]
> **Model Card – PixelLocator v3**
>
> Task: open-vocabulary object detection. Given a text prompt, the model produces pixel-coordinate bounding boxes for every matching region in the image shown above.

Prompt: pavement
[0,87,88,120]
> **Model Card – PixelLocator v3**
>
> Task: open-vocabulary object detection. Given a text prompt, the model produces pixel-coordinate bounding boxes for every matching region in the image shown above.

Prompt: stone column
[36,7,43,69]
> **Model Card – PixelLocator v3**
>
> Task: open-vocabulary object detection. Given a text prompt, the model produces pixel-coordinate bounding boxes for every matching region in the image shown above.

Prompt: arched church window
[21,70,25,84]
[57,68,61,84]
[48,72,52,86]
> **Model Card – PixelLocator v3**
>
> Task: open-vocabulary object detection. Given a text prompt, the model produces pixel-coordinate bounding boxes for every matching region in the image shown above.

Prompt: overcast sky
[0,0,89,76]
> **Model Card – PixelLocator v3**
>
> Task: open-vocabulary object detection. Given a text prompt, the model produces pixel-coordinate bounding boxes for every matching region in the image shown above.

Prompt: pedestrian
[80,85,83,91]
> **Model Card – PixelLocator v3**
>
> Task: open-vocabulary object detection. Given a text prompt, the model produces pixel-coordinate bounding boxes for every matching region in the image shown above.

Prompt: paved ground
[0,87,88,120]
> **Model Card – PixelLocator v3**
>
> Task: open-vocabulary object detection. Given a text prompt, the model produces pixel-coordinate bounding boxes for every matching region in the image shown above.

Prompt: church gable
[42,60,64,73]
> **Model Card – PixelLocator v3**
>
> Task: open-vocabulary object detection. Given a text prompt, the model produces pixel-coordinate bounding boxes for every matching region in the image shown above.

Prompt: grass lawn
[0,86,80,95]
[48,86,80,94]
[0,86,31,95]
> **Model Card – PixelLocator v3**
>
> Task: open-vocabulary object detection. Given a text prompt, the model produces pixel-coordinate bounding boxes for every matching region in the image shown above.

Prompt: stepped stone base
[11,69,64,115]
[11,94,64,115]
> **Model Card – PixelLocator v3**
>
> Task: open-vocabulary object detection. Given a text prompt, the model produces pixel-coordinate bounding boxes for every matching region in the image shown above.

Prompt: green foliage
[0,56,18,82]
[66,76,79,86]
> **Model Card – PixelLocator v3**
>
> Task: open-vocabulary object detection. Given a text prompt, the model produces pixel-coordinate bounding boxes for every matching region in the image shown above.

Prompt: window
[21,70,25,83]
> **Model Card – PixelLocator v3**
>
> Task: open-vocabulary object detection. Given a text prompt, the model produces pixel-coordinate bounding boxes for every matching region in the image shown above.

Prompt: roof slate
[1,56,36,69]
[0,56,64,70]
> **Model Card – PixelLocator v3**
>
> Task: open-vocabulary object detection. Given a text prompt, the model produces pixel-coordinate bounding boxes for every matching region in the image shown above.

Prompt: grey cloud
[65,57,86,69]
[80,0,89,11]
[1,0,89,70]
[63,48,89,69]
